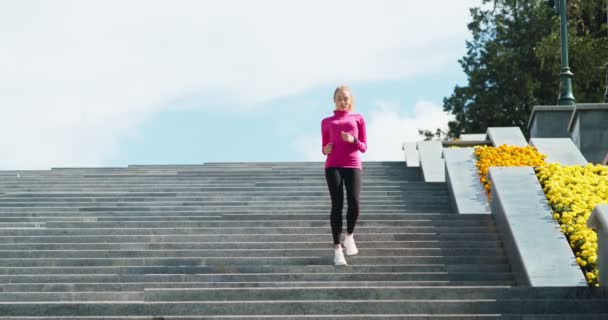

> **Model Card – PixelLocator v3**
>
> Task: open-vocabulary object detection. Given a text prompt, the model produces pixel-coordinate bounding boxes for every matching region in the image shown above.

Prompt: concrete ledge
[403,142,420,167]
[444,148,490,214]
[489,166,586,287]
[588,205,608,287]
[443,140,491,148]
[416,141,445,182]
[529,138,588,166]
[528,105,575,138]
[487,127,528,147]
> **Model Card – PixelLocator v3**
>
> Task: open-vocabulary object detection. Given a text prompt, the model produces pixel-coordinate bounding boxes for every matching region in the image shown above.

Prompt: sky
[0,0,482,170]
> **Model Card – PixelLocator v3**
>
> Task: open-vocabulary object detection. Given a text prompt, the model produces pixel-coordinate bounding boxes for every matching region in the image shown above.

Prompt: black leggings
[325,167,362,245]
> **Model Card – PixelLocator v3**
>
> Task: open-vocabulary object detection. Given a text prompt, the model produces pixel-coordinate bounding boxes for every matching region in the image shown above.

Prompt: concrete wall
[528,106,575,138]
[489,166,586,287]
[403,142,420,167]
[417,141,444,182]
[529,138,588,166]
[568,104,608,164]
[588,205,608,287]
[487,127,528,147]
[444,148,490,214]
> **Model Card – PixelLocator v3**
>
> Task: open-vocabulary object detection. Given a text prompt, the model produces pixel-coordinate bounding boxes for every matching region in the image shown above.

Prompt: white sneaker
[334,248,347,266]
[343,235,358,256]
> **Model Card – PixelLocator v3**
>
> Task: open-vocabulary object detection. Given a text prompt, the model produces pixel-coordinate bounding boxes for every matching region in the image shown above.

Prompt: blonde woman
[321,85,368,266]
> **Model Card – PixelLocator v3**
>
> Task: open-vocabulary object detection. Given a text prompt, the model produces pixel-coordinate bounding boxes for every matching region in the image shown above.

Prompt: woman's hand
[323,143,333,155]
[341,131,356,143]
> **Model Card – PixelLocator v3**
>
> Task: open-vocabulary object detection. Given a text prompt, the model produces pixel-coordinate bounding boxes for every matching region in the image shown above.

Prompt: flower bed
[474,145,547,198]
[536,163,608,286]
[473,144,604,286]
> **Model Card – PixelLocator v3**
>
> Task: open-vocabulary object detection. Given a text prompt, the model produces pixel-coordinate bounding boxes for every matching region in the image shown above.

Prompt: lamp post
[557,0,576,105]
[604,67,608,103]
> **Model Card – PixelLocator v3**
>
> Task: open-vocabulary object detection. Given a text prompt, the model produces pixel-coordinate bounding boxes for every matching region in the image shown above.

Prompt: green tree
[535,0,608,104]
[418,128,447,141]
[441,0,607,138]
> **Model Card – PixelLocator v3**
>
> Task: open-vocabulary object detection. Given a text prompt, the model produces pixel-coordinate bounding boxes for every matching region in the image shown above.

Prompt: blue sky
[0,0,481,169]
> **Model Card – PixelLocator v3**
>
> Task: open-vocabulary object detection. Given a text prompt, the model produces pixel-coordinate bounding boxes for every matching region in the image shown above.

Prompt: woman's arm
[354,116,367,153]
[321,120,331,155]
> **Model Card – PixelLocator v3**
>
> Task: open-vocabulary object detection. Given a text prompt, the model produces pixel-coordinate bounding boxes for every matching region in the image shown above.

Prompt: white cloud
[290,136,325,162]
[295,100,453,162]
[0,0,479,169]
[363,100,453,161]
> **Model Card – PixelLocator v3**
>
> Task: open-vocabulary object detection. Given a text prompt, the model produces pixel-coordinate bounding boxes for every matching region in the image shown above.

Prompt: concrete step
[0,220,496,229]
[0,177,427,182]
[0,240,504,250]
[0,193,449,200]
[0,192,443,199]
[0,208,455,215]
[0,200,452,207]
[0,256,510,267]
[0,210,454,216]
[4,169,417,174]
[0,272,515,284]
[0,226,496,236]
[0,195,435,201]
[0,233,503,244]
[28,219,495,228]
[0,281,516,292]
[3,316,608,320]
[0,216,228,222]
[0,247,506,259]
[0,223,44,229]
[0,186,448,193]
[0,186,441,193]
[216,213,478,220]
[0,214,467,220]
[0,184,448,190]
[170,161,407,167]
[0,190,417,195]
[48,171,421,176]
[0,291,141,302]
[0,184,440,191]
[1,180,428,187]
[0,202,451,208]
[145,286,608,302]
[0,199,450,206]
[0,214,489,222]
[13,286,601,302]
[0,264,511,275]
[0,299,607,317]
[0,209,457,216]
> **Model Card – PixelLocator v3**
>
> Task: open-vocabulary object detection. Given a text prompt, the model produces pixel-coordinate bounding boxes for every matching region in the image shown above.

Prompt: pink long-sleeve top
[321,110,368,169]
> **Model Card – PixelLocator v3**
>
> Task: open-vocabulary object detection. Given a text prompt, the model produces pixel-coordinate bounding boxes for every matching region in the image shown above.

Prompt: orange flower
[475,145,547,198]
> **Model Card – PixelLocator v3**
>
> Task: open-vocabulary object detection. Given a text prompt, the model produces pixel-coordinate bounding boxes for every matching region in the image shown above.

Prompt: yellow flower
[535,163,608,287]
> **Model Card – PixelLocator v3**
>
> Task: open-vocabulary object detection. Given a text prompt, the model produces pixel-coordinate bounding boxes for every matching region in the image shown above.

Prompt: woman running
[321,85,368,266]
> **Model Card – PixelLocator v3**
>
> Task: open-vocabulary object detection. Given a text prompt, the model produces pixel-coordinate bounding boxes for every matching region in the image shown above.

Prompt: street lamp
[557,0,576,105]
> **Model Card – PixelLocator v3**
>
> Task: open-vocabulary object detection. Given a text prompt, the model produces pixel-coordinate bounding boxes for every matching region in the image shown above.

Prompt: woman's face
[334,89,352,111]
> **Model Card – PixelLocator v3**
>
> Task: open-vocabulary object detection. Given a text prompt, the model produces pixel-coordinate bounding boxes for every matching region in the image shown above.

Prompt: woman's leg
[325,168,344,247]
[343,168,362,235]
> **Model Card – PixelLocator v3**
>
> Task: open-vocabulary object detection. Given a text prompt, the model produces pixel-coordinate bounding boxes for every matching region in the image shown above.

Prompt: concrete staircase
[0,161,606,319]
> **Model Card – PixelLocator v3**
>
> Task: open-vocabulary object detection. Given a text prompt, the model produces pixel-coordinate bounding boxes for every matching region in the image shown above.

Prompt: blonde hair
[333,85,354,111]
